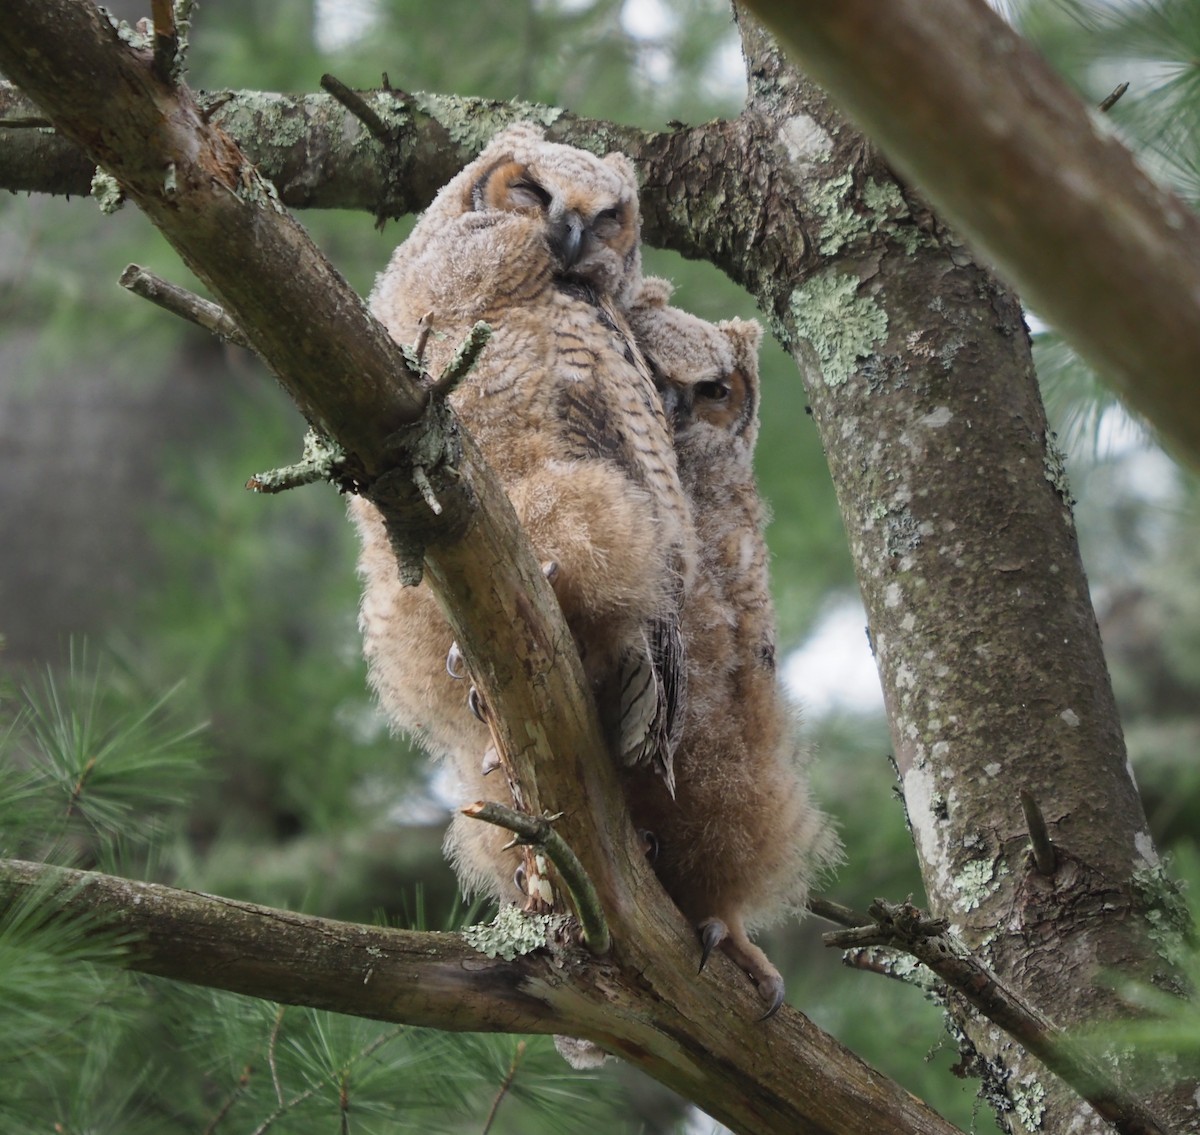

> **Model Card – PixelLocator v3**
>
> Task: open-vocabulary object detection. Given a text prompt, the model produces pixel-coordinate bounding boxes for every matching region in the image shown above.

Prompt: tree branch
[741,0,1200,467]
[0,858,965,1135]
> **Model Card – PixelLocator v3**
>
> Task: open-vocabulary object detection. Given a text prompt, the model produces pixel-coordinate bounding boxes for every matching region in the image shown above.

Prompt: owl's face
[669,359,758,443]
[628,278,764,450]
[460,127,642,302]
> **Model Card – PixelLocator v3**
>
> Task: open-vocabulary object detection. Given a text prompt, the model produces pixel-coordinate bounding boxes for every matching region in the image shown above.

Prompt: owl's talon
[541,560,560,585]
[467,686,485,722]
[446,641,466,679]
[697,917,727,974]
[636,828,659,864]
[481,745,501,775]
[757,974,786,1021]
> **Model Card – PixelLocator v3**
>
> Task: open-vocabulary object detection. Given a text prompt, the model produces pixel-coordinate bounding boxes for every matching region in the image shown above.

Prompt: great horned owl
[351,126,693,903]
[623,278,841,1016]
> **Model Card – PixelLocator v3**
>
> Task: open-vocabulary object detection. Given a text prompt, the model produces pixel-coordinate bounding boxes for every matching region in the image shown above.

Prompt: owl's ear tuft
[719,317,764,365]
[602,150,638,187]
[631,276,675,311]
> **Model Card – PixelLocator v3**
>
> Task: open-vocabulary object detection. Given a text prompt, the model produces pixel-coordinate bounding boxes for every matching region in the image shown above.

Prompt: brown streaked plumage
[624,277,841,1016]
[350,126,693,904]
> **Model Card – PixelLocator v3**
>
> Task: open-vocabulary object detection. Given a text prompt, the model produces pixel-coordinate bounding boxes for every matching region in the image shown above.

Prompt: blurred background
[1,1,1197,1131]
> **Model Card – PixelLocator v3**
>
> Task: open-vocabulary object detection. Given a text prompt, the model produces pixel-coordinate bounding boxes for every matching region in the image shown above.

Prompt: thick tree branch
[0,858,964,1135]
[729,12,1197,1132]
[0,858,565,1032]
[742,0,1200,467]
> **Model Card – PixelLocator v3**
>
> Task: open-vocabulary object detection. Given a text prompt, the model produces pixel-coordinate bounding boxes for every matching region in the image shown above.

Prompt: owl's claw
[695,916,786,1020]
[481,745,501,775]
[697,917,726,974]
[636,828,659,864]
[541,560,560,585]
[756,974,786,1021]
[467,685,486,722]
[446,641,466,679]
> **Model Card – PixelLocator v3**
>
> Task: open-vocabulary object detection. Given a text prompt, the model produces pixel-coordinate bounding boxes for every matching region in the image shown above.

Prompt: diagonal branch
[825,900,1171,1135]
[741,0,1200,467]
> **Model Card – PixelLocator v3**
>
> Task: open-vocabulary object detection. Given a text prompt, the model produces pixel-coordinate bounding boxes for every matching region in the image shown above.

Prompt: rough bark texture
[2,1,1196,1133]
[722,12,1196,1135]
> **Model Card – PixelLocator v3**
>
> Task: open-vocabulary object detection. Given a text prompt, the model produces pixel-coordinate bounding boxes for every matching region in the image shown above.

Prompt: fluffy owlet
[350,126,694,904]
[623,278,841,1016]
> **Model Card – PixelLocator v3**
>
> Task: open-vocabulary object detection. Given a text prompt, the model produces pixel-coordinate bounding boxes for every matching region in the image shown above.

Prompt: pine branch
[0,857,965,1135]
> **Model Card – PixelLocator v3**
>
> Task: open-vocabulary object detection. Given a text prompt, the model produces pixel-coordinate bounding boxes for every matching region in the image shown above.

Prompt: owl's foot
[695,917,786,1020]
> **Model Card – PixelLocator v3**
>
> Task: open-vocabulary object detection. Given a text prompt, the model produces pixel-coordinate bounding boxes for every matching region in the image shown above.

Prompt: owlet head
[628,277,765,448]
[462,124,643,303]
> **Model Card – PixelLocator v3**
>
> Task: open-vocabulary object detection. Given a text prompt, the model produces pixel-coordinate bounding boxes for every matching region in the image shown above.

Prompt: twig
[806,896,871,928]
[119,264,250,349]
[824,899,1170,1135]
[430,321,493,399]
[320,73,394,148]
[412,465,443,515]
[1019,788,1057,875]
[481,1039,526,1135]
[462,801,611,955]
[268,1005,286,1106]
[246,428,347,494]
[202,1063,253,1135]
[249,1028,404,1135]
[1099,82,1129,113]
[149,0,177,81]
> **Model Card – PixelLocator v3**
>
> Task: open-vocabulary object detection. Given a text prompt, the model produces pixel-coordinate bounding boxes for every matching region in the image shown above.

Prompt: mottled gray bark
[721,13,1195,1135]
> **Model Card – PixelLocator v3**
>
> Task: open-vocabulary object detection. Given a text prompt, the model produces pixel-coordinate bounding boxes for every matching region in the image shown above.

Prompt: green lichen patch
[952,856,1007,913]
[1043,431,1076,519]
[810,174,921,256]
[461,904,570,961]
[90,170,125,214]
[1011,1075,1047,1128]
[790,272,888,388]
[1132,864,1192,967]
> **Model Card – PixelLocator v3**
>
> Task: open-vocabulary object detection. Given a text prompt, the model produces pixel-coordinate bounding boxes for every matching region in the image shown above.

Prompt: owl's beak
[553,210,586,270]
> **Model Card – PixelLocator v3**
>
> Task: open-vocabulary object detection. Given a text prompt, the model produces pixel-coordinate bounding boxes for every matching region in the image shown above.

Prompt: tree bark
[0,857,965,1135]
[721,11,1196,1134]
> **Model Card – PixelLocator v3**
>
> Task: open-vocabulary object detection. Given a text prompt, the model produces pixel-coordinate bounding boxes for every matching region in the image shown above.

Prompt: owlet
[623,277,841,1016]
[351,127,694,903]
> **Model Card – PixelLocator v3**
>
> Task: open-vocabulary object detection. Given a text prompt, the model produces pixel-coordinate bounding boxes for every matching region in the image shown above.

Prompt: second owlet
[350,126,694,904]
[624,278,842,1016]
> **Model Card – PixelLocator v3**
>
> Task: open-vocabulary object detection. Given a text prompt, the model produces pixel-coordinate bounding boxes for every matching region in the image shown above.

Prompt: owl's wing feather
[616,609,685,797]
